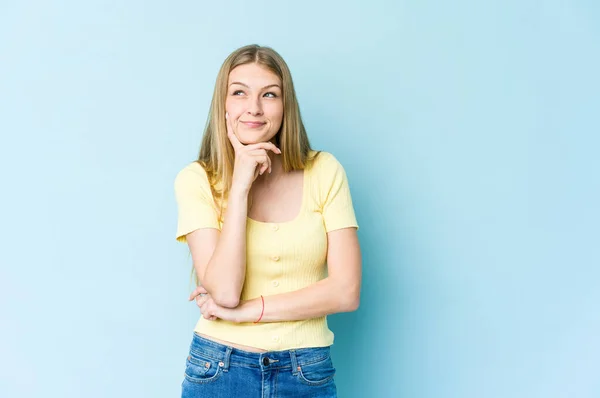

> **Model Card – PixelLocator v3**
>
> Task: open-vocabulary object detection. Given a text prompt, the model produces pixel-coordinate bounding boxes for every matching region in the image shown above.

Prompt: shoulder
[174,161,210,190]
[306,151,353,198]
[307,150,347,178]
[308,150,344,171]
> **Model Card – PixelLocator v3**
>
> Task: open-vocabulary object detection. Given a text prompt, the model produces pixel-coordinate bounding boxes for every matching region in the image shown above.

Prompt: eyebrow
[229,82,281,90]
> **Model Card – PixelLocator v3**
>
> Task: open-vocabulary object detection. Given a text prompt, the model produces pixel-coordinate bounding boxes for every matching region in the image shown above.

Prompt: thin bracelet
[254,295,264,323]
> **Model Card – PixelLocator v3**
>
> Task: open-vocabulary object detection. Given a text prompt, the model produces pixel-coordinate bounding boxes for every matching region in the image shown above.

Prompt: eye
[264,92,278,98]
[232,90,245,96]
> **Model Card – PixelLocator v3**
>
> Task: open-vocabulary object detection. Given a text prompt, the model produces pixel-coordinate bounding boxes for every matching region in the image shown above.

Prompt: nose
[247,96,264,116]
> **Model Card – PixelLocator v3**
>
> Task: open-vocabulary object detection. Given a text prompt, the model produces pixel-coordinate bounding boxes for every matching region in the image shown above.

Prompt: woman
[174,44,362,397]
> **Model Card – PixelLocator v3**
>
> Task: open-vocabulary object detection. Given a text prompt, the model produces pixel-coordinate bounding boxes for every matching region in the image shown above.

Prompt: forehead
[228,63,281,87]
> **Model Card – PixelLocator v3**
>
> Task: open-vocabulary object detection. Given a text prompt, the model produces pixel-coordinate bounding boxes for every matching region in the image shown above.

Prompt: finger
[188,285,208,301]
[248,151,270,175]
[227,128,243,151]
[203,307,214,320]
[260,158,270,175]
[226,114,244,151]
[257,158,268,176]
[246,141,281,154]
[207,307,218,320]
[188,286,200,301]
[188,289,200,301]
[200,297,213,310]
[196,298,208,310]
[263,154,271,175]
[246,150,270,176]
[200,301,209,316]
[196,295,208,308]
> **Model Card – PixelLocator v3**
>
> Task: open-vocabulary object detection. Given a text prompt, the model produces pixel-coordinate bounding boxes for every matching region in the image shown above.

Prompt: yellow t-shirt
[174,150,359,350]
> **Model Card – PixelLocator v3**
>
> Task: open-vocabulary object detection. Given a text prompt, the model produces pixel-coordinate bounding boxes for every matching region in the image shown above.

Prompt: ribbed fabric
[174,151,359,351]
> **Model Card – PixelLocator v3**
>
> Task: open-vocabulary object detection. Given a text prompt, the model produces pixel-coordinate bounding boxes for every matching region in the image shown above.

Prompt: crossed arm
[186,224,362,324]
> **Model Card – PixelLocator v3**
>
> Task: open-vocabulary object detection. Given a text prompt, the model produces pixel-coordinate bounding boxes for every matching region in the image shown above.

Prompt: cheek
[266,103,284,122]
[225,99,243,117]
[225,96,241,114]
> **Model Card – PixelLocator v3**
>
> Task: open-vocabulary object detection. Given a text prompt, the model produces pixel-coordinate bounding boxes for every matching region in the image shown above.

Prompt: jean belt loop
[289,349,299,375]
[222,346,233,372]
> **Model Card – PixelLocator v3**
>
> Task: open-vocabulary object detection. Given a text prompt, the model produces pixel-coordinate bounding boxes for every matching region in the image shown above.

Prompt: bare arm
[186,186,249,308]
[248,227,361,321]
[193,227,362,320]
[186,113,281,308]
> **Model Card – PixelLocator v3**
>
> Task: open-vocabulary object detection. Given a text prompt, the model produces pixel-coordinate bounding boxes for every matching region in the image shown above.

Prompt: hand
[188,286,262,323]
[188,286,219,321]
[226,112,282,192]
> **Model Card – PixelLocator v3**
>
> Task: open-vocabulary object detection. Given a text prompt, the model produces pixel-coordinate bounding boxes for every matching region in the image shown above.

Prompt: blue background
[1,1,599,397]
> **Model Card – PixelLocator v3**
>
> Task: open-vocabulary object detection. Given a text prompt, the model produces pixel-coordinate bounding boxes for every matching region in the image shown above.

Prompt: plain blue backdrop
[1,1,599,397]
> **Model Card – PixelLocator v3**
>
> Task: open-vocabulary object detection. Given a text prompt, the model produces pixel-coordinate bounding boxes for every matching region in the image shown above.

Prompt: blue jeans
[181,333,337,397]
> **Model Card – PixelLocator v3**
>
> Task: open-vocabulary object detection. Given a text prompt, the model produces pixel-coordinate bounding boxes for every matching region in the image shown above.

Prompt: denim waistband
[190,332,331,372]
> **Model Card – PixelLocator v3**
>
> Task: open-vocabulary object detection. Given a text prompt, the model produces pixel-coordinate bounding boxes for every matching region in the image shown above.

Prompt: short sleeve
[174,162,221,243]
[318,153,359,232]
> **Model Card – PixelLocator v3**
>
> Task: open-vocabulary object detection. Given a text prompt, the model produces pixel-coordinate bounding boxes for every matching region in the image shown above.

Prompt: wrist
[253,295,265,323]
[238,297,263,323]
[229,184,250,200]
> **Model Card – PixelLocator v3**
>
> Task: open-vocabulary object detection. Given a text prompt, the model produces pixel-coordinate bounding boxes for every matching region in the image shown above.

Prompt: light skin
[185,62,362,351]
[192,63,284,307]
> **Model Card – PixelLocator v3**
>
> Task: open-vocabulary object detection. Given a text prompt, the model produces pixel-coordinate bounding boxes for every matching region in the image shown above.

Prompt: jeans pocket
[184,350,223,384]
[296,355,336,386]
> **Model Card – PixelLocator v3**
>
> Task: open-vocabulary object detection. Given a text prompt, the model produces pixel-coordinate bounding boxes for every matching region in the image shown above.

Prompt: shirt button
[271,255,280,262]
[272,336,279,342]
[271,224,279,231]
[272,281,279,287]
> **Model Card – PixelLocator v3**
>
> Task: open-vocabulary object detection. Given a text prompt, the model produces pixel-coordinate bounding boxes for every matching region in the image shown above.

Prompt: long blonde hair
[196,44,318,221]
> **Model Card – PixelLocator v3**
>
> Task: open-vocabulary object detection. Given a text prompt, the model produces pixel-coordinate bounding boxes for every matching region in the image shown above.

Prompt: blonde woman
[174,44,362,398]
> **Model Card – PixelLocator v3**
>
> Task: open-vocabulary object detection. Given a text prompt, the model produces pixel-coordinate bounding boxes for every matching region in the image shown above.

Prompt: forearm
[238,277,360,323]
[202,186,249,307]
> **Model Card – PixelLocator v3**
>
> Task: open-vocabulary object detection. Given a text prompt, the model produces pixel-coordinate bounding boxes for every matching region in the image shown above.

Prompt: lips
[241,121,266,128]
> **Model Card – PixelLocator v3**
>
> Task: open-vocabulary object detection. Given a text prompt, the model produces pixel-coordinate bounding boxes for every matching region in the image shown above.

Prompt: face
[225,63,284,145]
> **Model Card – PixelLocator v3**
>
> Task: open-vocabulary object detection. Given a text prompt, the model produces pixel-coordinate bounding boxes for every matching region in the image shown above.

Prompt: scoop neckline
[246,162,311,226]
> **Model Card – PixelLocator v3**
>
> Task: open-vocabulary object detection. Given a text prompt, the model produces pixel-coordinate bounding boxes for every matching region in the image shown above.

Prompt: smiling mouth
[241,121,266,128]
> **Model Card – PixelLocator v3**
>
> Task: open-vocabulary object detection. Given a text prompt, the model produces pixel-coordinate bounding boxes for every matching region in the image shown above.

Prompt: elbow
[339,289,360,312]
[331,278,361,312]
[341,296,360,312]
[212,293,240,308]
[201,277,241,308]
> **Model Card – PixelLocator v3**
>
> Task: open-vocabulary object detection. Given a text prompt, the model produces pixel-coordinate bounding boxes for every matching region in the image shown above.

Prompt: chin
[236,135,260,145]
[237,132,277,145]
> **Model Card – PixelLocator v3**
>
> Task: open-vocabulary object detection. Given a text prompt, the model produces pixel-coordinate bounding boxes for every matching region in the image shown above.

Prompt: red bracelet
[254,295,264,323]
